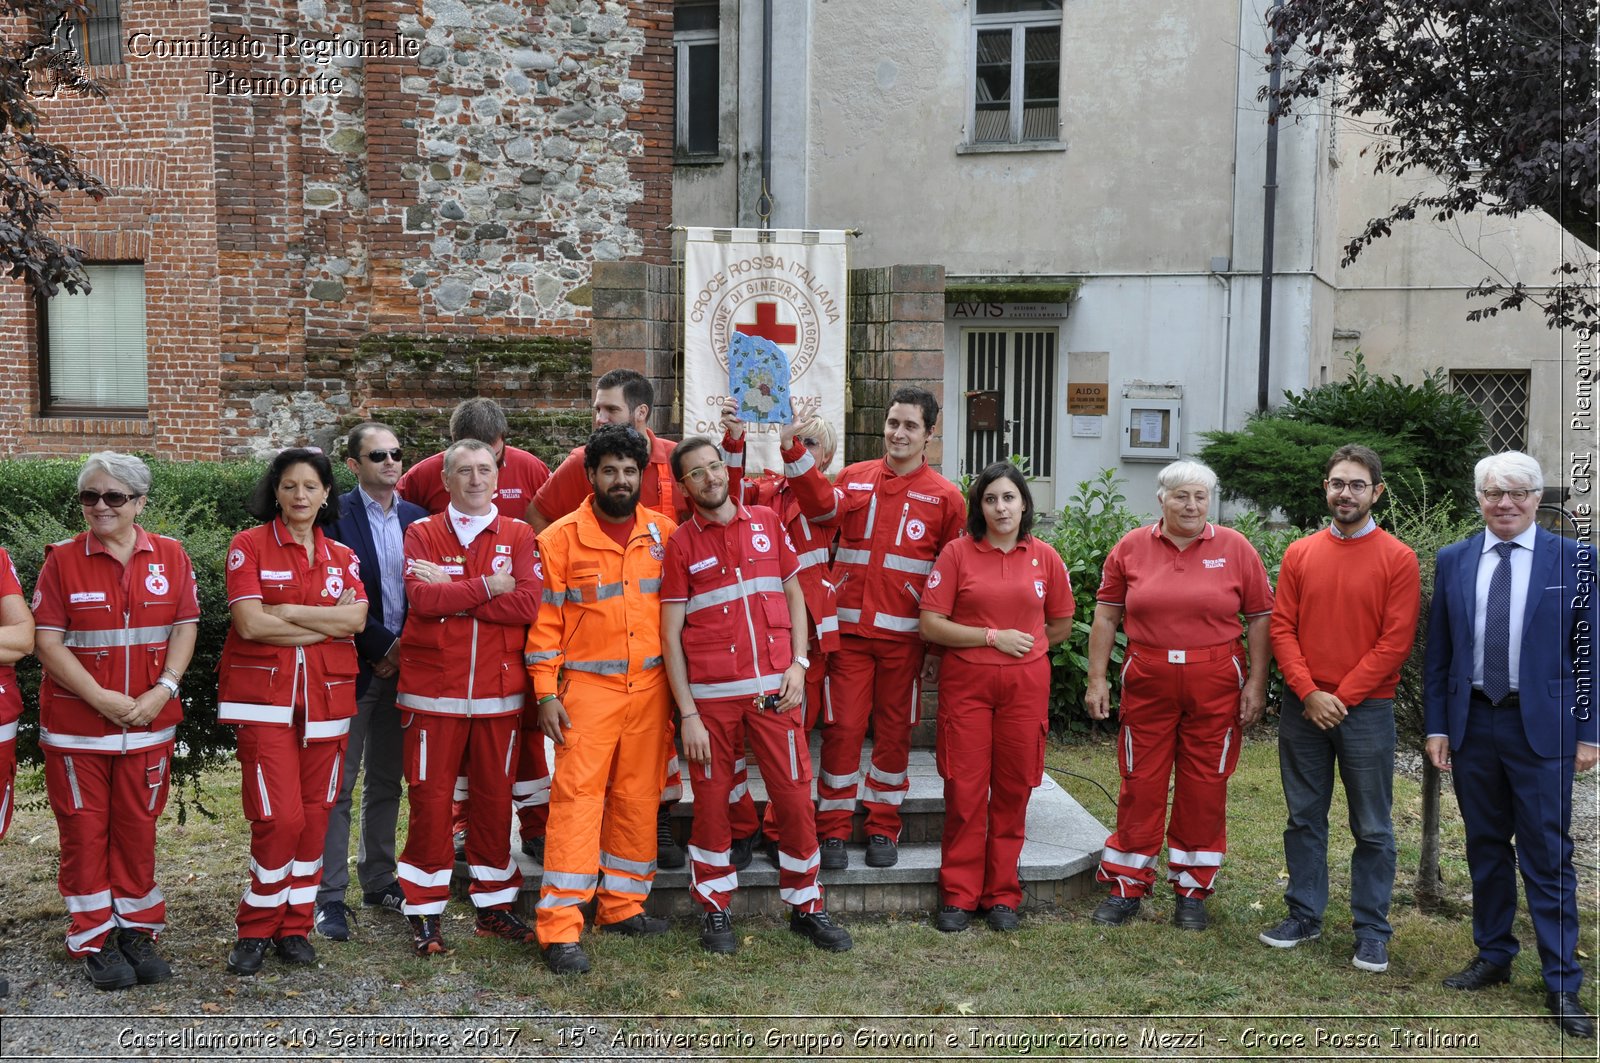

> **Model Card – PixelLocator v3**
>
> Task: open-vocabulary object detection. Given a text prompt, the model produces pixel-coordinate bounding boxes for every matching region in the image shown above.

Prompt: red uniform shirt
[397,511,542,718]
[830,458,966,642]
[533,429,687,524]
[398,445,551,521]
[1096,522,1274,648]
[662,503,800,701]
[0,548,23,730]
[921,535,1073,666]
[722,434,843,651]
[219,520,366,738]
[32,529,200,750]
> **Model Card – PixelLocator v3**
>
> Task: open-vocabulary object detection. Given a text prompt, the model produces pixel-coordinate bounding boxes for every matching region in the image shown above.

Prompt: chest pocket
[568,562,602,606]
[258,572,302,605]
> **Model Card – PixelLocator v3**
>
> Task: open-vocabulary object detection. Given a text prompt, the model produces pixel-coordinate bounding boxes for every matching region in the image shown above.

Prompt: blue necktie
[1482,540,1517,703]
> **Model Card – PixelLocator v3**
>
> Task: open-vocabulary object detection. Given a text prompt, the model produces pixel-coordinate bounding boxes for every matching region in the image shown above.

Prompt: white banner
[683,228,848,477]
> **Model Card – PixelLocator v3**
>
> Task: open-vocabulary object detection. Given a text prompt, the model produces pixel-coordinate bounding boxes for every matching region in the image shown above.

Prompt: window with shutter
[39,263,149,415]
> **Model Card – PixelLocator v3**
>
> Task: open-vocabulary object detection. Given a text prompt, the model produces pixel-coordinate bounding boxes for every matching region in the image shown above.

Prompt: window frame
[968,2,1063,148]
[59,0,124,67]
[36,260,150,419]
[674,3,721,160]
[1450,368,1530,453]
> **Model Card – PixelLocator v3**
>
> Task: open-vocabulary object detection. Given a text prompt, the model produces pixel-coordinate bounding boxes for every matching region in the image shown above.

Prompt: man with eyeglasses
[1260,445,1419,975]
[1423,451,1596,1038]
[660,437,853,955]
[397,398,553,865]
[314,423,427,942]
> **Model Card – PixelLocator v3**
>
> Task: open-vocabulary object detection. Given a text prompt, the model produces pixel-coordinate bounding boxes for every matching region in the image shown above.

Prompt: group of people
[0,375,1590,1039]
[1080,444,1594,1039]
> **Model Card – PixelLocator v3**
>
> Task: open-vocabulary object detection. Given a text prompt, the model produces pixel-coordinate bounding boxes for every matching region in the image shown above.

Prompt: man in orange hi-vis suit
[525,425,676,976]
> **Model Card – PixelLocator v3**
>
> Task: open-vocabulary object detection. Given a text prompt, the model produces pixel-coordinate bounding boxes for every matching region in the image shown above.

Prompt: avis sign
[684,228,848,476]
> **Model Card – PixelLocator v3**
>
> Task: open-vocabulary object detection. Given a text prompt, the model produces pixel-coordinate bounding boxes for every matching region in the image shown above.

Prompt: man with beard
[526,426,677,975]
[1260,445,1419,975]
[660,437,852,954]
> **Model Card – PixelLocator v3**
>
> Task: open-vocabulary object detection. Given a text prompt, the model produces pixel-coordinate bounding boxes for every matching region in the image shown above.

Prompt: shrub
[1040,470,1141,734]
[1200,350,1485,526]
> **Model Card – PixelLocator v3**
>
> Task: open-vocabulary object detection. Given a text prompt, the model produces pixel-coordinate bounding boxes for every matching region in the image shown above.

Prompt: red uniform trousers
[235,726,345,938]
[45,743,173,955]
[0,725,14,841]
[513,704,551,843]
[936,657,1049,910]
[399,712,522,915]
[815,635,926,841]
[760,644,829,842]
[1096,642,1244,899]
[689,695,823,914]
[536,680,670,945]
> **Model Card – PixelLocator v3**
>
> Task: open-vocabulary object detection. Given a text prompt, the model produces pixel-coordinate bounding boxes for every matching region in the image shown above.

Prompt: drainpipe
[1257,0,1284,412]
[758,0,774,227]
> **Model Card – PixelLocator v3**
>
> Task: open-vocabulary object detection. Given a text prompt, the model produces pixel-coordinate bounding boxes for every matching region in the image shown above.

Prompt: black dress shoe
[1546,992,1595,1038]
[1442,957,1512,991]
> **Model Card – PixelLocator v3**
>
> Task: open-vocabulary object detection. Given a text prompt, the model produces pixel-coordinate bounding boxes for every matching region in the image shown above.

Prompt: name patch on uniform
[908,491,942,505]
[69,591,107,604]
[847,482,874,491]
[1202,558,1227,570]
[689,557,718,575]
[261,570,294,581]
[441,564,465,576]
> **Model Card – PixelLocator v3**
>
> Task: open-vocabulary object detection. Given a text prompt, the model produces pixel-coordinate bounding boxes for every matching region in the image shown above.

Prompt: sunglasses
[364,448,404,463]
[79,490,142,508]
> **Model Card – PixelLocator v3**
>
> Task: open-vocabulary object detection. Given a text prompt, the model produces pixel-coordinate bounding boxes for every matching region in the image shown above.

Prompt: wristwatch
[793,655,811,671]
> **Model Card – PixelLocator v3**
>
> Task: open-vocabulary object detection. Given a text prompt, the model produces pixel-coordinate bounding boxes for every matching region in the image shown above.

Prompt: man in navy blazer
[315,422,428,942]
[1423,451,1596,1038]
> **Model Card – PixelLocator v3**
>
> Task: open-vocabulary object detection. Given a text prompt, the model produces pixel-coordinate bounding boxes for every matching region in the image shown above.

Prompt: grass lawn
[0,728,1595,1059]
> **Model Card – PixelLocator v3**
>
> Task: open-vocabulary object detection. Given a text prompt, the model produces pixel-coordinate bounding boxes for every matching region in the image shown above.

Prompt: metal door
[960,328,1057,510]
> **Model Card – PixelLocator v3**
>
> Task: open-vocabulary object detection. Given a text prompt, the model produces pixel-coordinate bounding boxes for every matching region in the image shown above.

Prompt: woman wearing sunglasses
[218,448,366,976]
[31,452,199,990]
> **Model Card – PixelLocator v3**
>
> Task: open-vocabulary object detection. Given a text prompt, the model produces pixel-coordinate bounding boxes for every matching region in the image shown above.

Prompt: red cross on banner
[735,301,797,345]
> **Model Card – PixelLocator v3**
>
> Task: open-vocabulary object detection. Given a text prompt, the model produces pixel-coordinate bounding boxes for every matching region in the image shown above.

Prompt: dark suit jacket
[1422,526,1598,758]
[332,486,427,696]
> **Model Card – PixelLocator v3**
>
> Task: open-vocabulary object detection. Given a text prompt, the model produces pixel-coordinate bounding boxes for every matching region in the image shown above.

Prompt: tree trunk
[1415,759,1446,910]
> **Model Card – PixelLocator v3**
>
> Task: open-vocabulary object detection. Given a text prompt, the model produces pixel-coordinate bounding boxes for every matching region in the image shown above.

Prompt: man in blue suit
[315,422,428,941]
[1424,451,1596,1039]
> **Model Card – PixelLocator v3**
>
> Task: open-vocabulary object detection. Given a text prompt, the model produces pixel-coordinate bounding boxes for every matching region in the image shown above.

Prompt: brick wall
[590,259,680,434]
[846,264,946,466]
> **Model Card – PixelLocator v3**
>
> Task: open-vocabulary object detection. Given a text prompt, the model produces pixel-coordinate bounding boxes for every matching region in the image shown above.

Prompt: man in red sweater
[1261,444,1419,974]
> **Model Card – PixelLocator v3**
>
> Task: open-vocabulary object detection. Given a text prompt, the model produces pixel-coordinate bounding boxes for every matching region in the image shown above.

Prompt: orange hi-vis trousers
[535,678,671,945]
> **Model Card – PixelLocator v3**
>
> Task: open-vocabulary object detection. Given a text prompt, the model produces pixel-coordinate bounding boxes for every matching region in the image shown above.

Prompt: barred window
[1451,369,1529,453]
[59,0,124,66]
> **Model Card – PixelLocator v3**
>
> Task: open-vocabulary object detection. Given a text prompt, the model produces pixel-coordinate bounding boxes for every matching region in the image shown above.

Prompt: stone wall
[845,264,946,466]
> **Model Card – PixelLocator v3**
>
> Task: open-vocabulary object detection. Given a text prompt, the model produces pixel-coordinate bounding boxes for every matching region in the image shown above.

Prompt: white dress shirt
[1471,523,1538,693]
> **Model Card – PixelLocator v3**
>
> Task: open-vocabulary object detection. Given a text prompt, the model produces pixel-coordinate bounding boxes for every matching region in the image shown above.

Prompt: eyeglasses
[680,460,726,485]
[364,449,403,464]
[1325,478,1372,494]
[1479,488,1534,503]
[79,490,141,508]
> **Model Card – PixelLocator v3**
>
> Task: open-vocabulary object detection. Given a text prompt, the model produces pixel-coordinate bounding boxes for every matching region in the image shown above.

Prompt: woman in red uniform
[1084,459,1273,931]
[919,462,1073,932]
[0,543,35,999]
[219,448,366,975]
[32,452,198,990]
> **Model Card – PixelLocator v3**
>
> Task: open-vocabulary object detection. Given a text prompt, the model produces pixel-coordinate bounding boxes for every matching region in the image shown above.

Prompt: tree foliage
[1200,352,1487,527]
[1,0,107,297]
[1263,0,1598,331]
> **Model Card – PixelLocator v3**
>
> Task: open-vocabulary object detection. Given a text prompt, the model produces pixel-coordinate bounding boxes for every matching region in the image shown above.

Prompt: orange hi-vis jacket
[829,458,966,641]
[396,512,542,719]
[525,500,676,698]
[720,434,843,653]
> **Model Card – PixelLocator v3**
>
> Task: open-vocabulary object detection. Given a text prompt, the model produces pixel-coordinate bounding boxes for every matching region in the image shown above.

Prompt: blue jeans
[1278,691,1396,941]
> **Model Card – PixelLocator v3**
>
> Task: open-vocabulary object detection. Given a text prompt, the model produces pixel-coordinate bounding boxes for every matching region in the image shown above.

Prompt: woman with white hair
[1083,459,1274,931]
[32,452,199,990]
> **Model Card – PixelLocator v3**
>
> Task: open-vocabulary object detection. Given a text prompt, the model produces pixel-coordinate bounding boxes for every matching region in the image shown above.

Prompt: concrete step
[501,742,1108,919]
